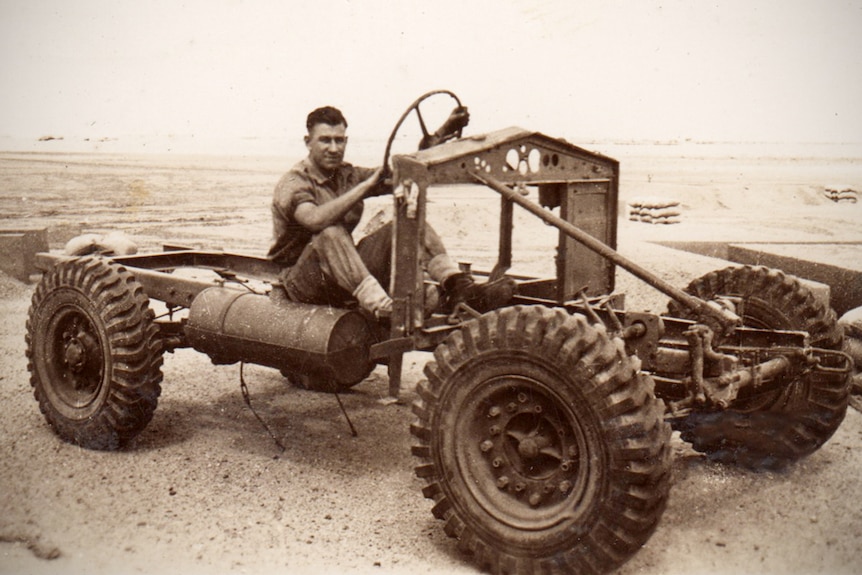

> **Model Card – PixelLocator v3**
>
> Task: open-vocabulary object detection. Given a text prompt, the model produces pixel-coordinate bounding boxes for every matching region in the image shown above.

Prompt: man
[268,105,514,318]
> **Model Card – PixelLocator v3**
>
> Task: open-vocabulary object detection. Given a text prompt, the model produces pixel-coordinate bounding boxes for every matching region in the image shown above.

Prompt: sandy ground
[1,144,861,575]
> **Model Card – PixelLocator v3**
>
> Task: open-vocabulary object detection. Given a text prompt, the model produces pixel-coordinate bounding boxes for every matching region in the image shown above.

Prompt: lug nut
[489,425,501,436]
[488,406,501,417]
[559,481,572,493]
[480,440,494,453]
[529,493,542,507]
[507,402,518,413]
[496,476,510,489]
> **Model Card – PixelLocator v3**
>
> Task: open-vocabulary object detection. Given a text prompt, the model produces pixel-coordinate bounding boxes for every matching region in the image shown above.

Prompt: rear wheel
[667,265,850,468]
[411,306,671,575]
[838,307,862,412]
[26,257,163,449]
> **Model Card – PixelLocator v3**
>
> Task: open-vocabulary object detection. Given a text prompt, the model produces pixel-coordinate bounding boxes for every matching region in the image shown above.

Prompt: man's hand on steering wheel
[363,165,393,197]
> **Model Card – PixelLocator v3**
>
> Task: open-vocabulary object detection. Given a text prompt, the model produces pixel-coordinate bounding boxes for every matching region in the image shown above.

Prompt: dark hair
[306,106,347,132]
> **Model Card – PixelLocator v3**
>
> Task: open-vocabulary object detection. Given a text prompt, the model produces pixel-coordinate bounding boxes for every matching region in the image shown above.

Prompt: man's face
[305,122,347,174]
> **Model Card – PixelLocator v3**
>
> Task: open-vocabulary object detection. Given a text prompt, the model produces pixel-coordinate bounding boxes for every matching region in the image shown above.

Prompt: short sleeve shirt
[267,157,375,267]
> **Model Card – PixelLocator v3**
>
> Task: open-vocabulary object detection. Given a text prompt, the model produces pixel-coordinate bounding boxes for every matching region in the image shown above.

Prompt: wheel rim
[730,298,796,412]
[740,299,792,331]
[41,298,107,416]
[454,372,598,530]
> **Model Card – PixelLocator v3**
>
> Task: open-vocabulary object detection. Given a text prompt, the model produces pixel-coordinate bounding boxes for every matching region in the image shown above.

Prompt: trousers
[281,221,448,307]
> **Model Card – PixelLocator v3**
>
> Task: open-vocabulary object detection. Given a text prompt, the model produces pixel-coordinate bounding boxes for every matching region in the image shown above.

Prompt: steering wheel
[381,90,464,171]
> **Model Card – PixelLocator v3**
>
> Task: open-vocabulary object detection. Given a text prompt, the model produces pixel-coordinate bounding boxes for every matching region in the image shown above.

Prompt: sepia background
[2,1,861,574]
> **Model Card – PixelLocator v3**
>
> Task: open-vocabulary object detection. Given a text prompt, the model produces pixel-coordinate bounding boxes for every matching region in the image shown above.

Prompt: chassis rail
[35,250,280,308]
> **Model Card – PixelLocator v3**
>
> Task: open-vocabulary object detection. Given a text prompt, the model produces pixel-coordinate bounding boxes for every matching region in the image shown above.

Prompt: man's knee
[308,225,372,292]
[312,226,363,270]
[313,225,354,250]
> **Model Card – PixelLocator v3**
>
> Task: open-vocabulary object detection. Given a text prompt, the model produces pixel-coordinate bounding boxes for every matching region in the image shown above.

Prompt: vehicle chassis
[33,126,847,409]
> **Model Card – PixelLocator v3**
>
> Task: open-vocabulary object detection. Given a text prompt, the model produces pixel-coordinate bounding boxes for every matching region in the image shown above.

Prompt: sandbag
[64,231,138,256]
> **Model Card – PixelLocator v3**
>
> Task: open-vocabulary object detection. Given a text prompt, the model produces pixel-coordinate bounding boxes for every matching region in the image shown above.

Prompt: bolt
[559,481,572,494]
[489,425,501,436]
[514,482,526,493]
[492,457,503,468]
[561,460,572,472]
[534,405,543,413]
[517,392,528,403]
[480,440,494,453]
[529,493,542,507]
[543,484,555,494]
[507,402,518,413]
[496,476,510,489]
[488,406,501,417]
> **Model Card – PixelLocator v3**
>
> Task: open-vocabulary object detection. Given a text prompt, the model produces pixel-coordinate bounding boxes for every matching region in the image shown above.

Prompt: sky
[1,0,861,154]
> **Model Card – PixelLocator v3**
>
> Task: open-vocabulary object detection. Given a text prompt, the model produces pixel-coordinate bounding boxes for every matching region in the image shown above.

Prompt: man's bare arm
[293,167,384,232]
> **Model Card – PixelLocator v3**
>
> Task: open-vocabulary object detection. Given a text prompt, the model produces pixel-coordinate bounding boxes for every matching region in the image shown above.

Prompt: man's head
[305,106,348,174]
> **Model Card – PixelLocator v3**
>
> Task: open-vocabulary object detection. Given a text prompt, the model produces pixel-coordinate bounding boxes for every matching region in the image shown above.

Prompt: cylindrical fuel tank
[185,288,374,386]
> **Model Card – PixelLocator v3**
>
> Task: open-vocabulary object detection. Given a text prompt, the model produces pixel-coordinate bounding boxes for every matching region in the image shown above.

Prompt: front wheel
[411,306,671,575]
[667,265,850,468]
[25,256,164,449]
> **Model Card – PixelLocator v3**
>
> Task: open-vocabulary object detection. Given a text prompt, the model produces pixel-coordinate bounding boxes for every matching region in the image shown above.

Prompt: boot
[441,273,516,314]
[353,275,393,319]
[423,281,441,316]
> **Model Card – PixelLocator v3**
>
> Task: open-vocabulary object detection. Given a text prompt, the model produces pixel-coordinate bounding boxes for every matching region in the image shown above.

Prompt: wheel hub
[516,434,547,459]
[50,311,104,397]
[462,377,589,516]
[63,338,86,371]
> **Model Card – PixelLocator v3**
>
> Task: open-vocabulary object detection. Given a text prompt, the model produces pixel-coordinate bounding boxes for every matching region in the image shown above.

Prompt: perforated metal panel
[394,127,616,186]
